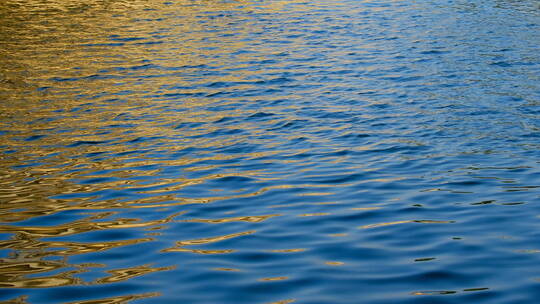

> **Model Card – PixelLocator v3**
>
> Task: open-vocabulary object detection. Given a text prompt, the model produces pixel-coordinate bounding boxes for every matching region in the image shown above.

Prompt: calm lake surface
[1,0,540,303]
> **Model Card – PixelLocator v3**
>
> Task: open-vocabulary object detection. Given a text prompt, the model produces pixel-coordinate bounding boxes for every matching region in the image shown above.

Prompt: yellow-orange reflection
[0,0,360,299]
[258,276,289,282]
[0,262,84,288]
[0,296,28,304]
[65,292,160,304]
[360,220,455,229]
[162,230,255,254]
[95,264,175,284]
[181,214,280,224]
[325,261,344,266]
[266,300,295,304]
[0,211,182,237]
[268,248,306,253]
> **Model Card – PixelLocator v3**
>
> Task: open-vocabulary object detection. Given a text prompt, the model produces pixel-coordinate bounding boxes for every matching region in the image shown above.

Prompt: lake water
[1,0,540,303]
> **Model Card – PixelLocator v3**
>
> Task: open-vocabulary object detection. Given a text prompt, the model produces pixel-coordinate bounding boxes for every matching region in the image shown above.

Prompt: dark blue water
[1,0,540,303]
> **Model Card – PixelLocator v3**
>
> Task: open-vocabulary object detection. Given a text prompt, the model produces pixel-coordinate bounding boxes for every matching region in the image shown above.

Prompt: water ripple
[1,0,540,303]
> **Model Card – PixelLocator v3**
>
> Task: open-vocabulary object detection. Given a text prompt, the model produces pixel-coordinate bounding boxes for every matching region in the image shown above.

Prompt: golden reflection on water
[162,230,256,254]
[268,248,306,253]
[359,220,455,229]
[0,237,152,258]
[0,260,82,288]
[0,0,310,207]
[96,264,175,284]
[266,300,295,304]
[258,276,289,282]
[65,293,160,304]
[1,296,28,304]
[324,261,344,266]
[0,211,182,237]
[0,0,369,300]
[181,214,280,224]
[328,233,348,237]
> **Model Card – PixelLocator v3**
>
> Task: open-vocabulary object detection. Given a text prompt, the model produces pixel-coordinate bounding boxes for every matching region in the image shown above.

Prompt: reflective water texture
[1,0,540,303]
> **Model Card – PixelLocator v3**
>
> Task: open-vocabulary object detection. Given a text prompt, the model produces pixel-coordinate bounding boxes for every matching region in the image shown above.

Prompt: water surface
[1,0,540,303]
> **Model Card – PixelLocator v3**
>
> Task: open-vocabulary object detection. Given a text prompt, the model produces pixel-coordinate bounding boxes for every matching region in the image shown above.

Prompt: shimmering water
[1,0,540,303]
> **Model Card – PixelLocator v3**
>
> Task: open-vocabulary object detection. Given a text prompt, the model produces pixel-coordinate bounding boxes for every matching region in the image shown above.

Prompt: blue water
[1,0,540,303]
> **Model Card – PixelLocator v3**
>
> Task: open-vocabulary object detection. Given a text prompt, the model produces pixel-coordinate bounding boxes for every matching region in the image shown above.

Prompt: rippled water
[1,0,540,303]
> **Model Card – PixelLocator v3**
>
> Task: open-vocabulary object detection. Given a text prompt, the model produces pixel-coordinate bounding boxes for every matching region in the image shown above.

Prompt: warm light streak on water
[1,0,540,303]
